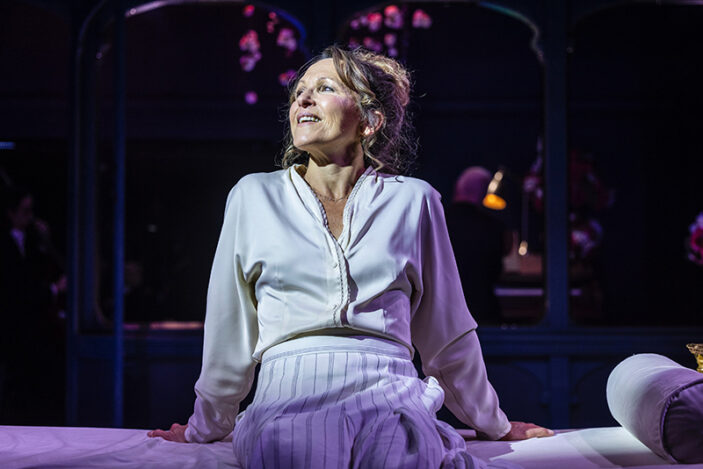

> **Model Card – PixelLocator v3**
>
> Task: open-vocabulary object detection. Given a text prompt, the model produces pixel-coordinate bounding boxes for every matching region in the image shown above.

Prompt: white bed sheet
[463,427,703,469]
[1,425,701,468]
[0,426,236,469]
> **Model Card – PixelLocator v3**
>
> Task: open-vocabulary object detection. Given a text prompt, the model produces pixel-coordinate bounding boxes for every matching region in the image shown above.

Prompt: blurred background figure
[123,259,156,323]
[0,186,66,424]
[446,167,512,324]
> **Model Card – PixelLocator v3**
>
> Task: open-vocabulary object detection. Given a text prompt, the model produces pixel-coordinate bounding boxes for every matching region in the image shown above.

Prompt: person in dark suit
[446,167,511,324]
[0,187,65,424]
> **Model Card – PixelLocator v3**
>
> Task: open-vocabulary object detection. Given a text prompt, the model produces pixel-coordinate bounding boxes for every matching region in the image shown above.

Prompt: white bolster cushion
[606,353,703,464]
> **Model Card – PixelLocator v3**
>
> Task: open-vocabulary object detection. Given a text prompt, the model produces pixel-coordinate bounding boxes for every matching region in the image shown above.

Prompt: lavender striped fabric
[231,336,520,469]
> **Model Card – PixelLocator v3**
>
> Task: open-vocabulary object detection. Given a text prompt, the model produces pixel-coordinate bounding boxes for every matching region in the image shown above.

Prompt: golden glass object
[687,343,703,373]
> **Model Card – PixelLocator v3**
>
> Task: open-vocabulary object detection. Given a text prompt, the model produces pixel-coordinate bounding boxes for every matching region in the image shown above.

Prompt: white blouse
[185,165,511,443]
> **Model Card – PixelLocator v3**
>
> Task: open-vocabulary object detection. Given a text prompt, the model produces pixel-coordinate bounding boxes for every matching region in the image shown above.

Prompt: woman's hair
[280,45,416,175]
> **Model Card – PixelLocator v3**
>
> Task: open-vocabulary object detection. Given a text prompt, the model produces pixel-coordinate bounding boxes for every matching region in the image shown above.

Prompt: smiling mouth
[298,115,321,123]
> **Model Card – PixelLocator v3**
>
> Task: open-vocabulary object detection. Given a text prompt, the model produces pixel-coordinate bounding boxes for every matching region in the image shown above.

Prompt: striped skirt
[232,335,520,469]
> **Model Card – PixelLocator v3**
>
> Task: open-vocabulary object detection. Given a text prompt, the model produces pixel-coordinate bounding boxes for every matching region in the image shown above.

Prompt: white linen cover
[1,425,699,469]
[606,353,703,463]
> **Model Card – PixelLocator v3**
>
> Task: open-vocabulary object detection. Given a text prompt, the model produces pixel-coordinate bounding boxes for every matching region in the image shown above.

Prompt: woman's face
[289,58,362,158]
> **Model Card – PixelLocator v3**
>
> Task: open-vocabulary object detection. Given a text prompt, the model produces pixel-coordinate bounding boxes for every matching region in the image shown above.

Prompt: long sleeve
[423,331,510,440]
[410,188,511,440]
[185,186,260,443]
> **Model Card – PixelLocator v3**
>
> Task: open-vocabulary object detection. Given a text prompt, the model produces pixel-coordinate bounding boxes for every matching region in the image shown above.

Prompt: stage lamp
[483,167,530,256]
[482,169,507,210]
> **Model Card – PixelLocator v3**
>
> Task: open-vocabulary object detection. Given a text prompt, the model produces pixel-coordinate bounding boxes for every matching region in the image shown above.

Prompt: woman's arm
[410,188,550,440]
[187,185,260,443]
[150,185,260,444]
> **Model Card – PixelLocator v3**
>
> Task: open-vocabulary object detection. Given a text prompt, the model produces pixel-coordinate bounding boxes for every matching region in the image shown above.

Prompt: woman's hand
[499,421,554,440]
[147,423,188,442]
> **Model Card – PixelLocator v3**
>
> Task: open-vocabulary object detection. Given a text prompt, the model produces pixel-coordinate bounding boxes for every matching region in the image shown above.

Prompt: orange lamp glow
[483,193,507,210]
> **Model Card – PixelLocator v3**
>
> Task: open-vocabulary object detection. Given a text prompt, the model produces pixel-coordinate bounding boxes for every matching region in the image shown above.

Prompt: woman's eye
[319,85,334,92]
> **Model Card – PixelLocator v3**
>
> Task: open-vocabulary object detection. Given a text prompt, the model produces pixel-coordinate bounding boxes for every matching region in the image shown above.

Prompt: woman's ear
[363,110,385,137]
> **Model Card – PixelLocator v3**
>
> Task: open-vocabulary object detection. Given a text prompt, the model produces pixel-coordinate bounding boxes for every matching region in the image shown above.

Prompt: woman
[149,46,552,467]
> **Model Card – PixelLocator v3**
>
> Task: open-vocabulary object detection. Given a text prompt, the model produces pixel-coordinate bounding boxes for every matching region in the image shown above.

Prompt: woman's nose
[297,88,314,106]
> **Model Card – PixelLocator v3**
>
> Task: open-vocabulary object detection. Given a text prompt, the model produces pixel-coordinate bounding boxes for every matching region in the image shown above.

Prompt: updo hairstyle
[281,45,416,175]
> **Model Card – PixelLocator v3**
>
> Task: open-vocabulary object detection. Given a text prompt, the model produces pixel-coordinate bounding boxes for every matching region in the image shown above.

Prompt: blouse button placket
[296,166,371,327]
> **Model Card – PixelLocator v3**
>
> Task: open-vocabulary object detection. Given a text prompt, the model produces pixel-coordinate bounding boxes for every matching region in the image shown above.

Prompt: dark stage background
[1,0,702,431]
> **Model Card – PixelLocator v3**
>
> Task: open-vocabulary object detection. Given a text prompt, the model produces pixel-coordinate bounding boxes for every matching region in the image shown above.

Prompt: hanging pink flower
[384,33,397,47]
[239,30,260,52]
[569,149,613,212]
[277,28,297,52]
[278,69,297,87]
[412,9,432,29]
[691,230,703,253]
[242,5,255,18]
[239,50,261,72]
[384,5,403,29]
[387,47,398,57]
[348,37,360,49]
[570,217,603,260]
[367,12,383,32]
[687,212,703,266]
[523,167,544,212]
[350,18,361,30]
[266,11,279,34]
[244,91,258,105]
[362,37,383,53]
